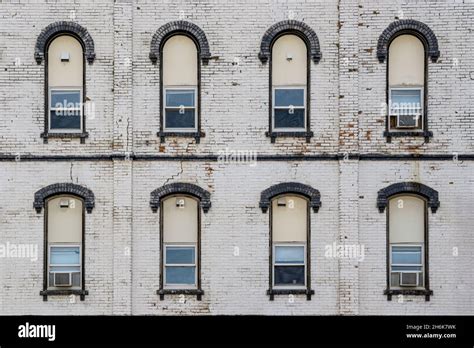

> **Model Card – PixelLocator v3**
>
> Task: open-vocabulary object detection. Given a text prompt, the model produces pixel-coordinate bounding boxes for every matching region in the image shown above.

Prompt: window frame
[389,243,424,289]
[48,87,84,133]
[272,86,307,132]
[158,33,203,143]
[41,194,87,301]
[388,87,424,131]
[163,243,198,289]
[158,193,204,300]
[163,87,198,132]
[272,243,307,289]
[267,193,314,300]
[384,193,433,301]
[42,33,89,143]
[48,244,82,289]
[384,31,432,142]
[267,31,313,143]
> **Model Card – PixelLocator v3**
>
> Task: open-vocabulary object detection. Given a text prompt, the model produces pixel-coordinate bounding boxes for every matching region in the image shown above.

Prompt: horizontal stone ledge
[0,154,474,161]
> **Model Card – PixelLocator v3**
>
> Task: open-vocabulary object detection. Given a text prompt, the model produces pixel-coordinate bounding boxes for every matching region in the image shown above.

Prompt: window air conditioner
[399,272,418,287]
[53,272,72,287]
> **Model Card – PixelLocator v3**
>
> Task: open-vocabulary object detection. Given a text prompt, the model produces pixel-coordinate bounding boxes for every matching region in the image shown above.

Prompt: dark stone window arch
[259,182,321,213]
[258,20,321,64]
[149,21,211,144]
[34,182,95,214]
[35,22,95,144]
[35,21,96,65]
[149,20,211,65]
[377,19,439,63]
[258,20,321,143]
[377,181,440,213]
[150,182,211,301]
[260,182,321,300]
[150,182,211,213]
[34,183,95,302]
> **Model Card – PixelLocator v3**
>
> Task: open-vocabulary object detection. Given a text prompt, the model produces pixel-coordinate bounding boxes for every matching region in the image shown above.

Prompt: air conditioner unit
[399,272,418,287]
[53,272,72,287]
[396,112,420,128]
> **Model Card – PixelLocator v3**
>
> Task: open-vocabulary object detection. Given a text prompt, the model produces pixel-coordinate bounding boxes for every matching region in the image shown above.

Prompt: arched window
[388,195,425,289]
[260,182,320,300]
[150,183,211,300]
[162,35,198,133]
[377,182,439,301]
[48,35,84,134]
[259,20,321,143]
[377,20,440,142]
[35,22,95,143]
[46,195,83,291]
[272,35,307,134]
[149,21,212,143]
[271,194,308,289]
[388,35,425,132]
[34,183,95,301]
[162,195,199,289]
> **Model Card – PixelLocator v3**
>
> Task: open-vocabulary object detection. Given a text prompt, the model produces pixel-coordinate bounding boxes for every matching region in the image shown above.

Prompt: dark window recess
[274,109,305,129]
[274,266,305,286]
[50,111,81,129]
[165,110,196,128]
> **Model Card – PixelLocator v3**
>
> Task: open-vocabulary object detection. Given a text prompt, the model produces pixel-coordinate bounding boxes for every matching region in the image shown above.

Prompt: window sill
[41,131,89,144]
[383,130,433,143]
[267,288,314,301]
[384,288,433,301]
[158,131,205,144]
[157,288,204,301]
[40,289,88,301]
[266,131,313,143]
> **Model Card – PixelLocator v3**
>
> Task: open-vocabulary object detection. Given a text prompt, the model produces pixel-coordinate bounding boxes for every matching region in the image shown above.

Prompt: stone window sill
[267,288,314,301]
[158,131,205,144]
[157,288,204,301]
[41,131,89,144]
[40,289,88,301]
[383,130,433,143]
[384,288,433,301]
[266,131,313,143]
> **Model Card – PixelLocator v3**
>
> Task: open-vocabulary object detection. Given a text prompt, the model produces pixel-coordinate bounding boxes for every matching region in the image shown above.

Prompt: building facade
[0,0,472,315]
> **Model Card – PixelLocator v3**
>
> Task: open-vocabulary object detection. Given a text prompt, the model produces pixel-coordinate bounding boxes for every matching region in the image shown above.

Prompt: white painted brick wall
[0,0,472,315]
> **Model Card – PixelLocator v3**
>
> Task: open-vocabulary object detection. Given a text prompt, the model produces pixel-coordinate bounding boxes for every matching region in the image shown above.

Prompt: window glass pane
[274,89,304,107]
[165,266,196,285]
[390,89,421,114]
[50,111,81,130]
[274,266,305,285]
[166,246,195,264]
[392,246,422,264]
[274,109,305,129]
[165,109,196,129]
[166,90,195,107]
[275,246,304,264]
[50,247,80,265]
[51,91,81,108]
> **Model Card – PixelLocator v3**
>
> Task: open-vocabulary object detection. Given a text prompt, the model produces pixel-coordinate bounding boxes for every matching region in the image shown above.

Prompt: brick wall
[0,0,472,315]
